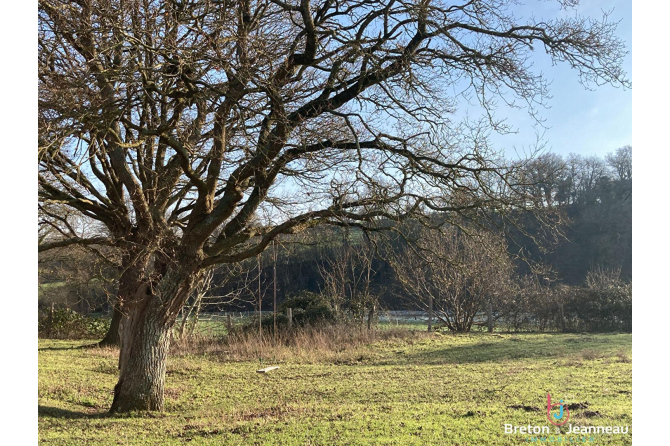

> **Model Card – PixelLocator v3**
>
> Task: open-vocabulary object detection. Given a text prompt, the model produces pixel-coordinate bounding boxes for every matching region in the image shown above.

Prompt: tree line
[40,145,632,334]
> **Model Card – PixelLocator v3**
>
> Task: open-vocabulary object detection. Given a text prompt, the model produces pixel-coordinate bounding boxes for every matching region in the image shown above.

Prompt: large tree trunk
[110,288,173,412]
[98,305,122,347]
[109,266,197,413]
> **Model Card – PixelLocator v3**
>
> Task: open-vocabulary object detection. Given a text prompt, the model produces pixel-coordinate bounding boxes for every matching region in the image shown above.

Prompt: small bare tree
[179,260,260,338]
[606,146,633,182]
[177,268,214,339]
[319,230,378,324]
[39,203,121,330]
[391,224,515,332]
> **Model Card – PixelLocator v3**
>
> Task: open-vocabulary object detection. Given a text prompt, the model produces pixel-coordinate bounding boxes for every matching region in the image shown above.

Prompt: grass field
[38,331,632,445]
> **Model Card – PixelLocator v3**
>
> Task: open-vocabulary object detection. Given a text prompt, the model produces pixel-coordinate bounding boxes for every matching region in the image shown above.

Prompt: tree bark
[109,262,197,413]
[110,289,173,413]
[98,305,122,347]
[101,253,148,348]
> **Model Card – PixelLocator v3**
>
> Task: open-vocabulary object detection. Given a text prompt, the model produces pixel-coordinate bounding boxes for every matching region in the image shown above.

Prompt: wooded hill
[39,147,632,313]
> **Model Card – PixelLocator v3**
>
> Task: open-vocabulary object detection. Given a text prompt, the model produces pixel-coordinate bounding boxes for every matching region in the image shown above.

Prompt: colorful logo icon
[546,393,570,426]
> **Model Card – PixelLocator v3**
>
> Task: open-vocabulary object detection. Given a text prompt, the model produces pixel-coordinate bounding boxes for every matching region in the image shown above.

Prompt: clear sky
[485,0,632,159]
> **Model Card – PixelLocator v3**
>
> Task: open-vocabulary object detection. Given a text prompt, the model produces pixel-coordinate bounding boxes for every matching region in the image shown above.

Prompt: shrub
[564,284,631,332]
[498,268,631,333]
[279,291,337,326]
[499,277,559,332]
[38,307,111,339]
[237,291,337,335]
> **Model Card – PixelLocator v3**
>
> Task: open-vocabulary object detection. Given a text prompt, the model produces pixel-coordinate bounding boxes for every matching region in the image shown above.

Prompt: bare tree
[391,224,515,331]
[606,145,632,182]
[520,153,567,208]
[38,0,629,412]
[319,229,378,323]
[39,203,122,343]
[177,267,214,338]
[178,260,259,338]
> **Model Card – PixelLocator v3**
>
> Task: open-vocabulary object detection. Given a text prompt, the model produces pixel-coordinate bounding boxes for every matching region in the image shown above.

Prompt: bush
[498,268,631,333]
[38,307,111,339]
[564,283,631,332]
[498,277,559,332]
[238,291,337,335]
[279,291,337,326]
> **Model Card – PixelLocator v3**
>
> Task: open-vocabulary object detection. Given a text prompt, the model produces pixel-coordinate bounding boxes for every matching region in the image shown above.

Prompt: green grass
[38,332,632,445]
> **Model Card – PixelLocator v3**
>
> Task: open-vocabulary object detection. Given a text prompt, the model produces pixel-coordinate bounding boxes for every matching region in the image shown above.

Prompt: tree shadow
[374,332,623,366]
[38,346,81,352]
[38,405,109,419]
[38,342,101,351]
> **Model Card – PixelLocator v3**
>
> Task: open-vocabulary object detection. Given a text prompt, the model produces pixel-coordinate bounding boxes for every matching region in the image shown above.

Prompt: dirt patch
[235,405,300,422]
[177,425,224,440]
[164,387,183,399]
[507,405,540,412]
[566,402,590,410]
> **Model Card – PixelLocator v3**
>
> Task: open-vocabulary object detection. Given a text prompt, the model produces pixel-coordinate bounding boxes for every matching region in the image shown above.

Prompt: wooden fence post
[286,308,292,329]
[428,294,433,331]
[48,302,55,338]
[226,313,232,333]
[488,302,493,333]
[367,305,375,331]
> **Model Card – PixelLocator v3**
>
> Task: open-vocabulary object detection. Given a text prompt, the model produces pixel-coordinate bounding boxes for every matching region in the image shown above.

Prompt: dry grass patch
[614,349,631,363]
[171,324,430,364]
[579,348,602,360]
[85,345,119,359]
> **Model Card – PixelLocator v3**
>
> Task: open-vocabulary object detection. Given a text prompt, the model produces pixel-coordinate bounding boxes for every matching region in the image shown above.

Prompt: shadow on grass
[38,342,102,351]
[38,346,85,352]
[38,405,109,419]
[376,332,629,366]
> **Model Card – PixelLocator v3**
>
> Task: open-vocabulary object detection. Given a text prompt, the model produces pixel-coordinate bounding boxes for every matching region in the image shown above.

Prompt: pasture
[38,331,632,445]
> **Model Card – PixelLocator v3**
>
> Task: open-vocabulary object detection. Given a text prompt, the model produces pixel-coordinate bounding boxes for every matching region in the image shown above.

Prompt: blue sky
[485,0,632,159]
